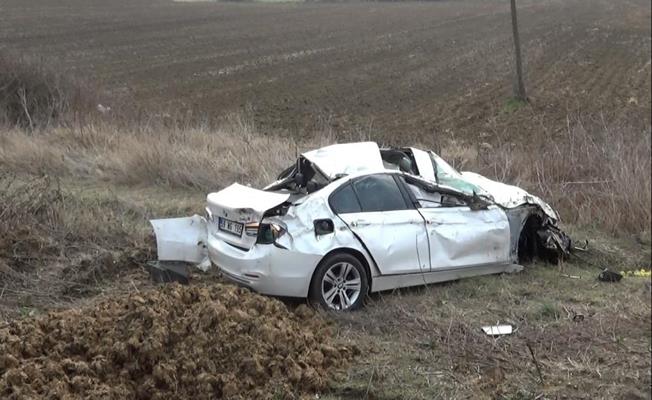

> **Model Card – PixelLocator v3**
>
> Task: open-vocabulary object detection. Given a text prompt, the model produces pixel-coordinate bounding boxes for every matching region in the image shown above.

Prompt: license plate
[218,217,244,236]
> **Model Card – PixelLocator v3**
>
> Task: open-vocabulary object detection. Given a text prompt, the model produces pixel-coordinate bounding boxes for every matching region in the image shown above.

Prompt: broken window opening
[267,157,330,194]
[400,175,489,210]
[411,186,465,208]
[380,149,419,175]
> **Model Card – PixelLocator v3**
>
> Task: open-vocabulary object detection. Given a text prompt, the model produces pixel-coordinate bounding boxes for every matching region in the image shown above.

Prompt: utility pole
[510,0,527,101]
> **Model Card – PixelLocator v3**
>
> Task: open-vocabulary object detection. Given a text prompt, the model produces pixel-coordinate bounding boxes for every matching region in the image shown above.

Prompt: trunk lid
[206,183,290,249]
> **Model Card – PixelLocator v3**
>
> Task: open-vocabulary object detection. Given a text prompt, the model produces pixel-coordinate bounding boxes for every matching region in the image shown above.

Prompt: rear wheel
[309,253,368,311]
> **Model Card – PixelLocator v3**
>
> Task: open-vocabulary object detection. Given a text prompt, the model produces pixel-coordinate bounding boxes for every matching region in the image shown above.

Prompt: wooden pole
[510,0,527,101]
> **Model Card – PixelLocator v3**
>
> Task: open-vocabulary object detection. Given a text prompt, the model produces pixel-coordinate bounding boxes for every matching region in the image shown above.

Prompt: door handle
[426,219,443,225]
[350,219,370,227]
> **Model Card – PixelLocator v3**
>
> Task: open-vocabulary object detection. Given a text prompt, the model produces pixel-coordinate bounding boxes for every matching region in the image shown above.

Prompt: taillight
[256,223,286,244]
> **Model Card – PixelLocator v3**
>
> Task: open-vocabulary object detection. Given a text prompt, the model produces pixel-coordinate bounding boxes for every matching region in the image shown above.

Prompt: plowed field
[1,0,649,137]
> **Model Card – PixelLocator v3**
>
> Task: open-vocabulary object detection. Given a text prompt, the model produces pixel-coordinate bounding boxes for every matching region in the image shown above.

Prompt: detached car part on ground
[151,142,571,311]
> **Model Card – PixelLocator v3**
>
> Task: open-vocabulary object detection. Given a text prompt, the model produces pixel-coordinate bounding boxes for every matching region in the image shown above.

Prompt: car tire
[309,253,368,311]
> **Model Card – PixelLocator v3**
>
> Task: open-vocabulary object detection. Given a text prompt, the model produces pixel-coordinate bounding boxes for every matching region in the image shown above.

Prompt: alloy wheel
[321,262,362,311]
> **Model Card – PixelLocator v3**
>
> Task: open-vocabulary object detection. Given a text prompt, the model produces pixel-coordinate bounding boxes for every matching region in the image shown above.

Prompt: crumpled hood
[460,171,559,220]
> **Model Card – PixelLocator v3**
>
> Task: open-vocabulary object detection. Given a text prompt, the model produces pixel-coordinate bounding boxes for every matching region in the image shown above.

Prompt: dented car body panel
[459,171,558,220]
[418,205,511,268]
[151,142,571,302]
[207,179,377,297]
[206,183,290,250]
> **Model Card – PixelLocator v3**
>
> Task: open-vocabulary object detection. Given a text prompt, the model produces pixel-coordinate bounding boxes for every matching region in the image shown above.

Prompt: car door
[400,177,511,269]
[330,174,429,275]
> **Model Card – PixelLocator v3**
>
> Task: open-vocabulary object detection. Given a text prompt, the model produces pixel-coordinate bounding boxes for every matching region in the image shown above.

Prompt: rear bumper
[206,234,321,298]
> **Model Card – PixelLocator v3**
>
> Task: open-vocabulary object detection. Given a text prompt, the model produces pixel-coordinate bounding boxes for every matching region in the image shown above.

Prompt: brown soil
[0,284,356,400]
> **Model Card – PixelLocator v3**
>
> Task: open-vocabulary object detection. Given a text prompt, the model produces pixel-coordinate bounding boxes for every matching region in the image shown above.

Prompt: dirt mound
[0,284,355,399]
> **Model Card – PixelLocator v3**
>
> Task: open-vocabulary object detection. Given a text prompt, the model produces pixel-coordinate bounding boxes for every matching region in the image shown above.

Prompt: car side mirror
[468,191,489,211]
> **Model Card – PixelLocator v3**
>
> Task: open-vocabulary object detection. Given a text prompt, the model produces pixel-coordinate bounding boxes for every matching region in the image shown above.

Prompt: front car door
[329,174,429,275]
[400,177,511,270]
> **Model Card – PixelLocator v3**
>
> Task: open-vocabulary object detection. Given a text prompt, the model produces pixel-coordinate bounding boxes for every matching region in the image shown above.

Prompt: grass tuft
[502,97,528,113]
[537,302,561,321]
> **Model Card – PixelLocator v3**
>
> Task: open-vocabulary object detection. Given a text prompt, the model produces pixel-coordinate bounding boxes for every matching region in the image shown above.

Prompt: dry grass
[0,113,327,319]
[444,117,652,235]
[0,175,155,317]
[0,51,96,130]
[1,114,649,235]
[326,261,651,399]
[0,116,316,191]
[1,111,648,324]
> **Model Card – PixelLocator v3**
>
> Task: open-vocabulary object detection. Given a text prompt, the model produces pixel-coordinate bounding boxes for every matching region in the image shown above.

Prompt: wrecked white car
[151,142,570,311]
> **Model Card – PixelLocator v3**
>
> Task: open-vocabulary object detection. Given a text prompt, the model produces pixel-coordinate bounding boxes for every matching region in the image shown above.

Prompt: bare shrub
[0,115,332,192]
[0,175,153,314]
[0,51,96,129]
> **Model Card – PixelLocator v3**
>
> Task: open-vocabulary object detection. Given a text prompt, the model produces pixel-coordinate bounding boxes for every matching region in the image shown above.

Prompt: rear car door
[330,174,429,275]
[402,178,511,269]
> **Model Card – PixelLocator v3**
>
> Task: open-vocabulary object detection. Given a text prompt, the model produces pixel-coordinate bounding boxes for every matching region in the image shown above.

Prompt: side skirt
[370,263,524,293]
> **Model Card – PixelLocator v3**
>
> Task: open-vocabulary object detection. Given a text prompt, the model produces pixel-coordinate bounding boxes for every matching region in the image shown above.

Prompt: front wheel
[309,253,368,311]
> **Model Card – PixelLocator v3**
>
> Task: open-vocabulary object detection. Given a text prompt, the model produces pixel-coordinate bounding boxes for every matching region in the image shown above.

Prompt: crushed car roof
[302,142,385,179]
[299,141,558,221]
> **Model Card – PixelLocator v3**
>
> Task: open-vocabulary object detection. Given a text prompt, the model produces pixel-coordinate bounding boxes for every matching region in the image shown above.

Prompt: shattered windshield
[429,152,484,196]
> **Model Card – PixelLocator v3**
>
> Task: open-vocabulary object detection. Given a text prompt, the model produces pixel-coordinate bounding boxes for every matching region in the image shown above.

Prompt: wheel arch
[310,247,374,294]
[517,210,545,262]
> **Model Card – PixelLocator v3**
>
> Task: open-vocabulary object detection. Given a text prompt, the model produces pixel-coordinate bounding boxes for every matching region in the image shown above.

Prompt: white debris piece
[481,324,514,336]
[150,215,210,270]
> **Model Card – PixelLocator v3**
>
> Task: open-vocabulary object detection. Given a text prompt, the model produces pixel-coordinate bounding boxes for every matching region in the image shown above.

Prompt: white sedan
[151,142,570,311]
